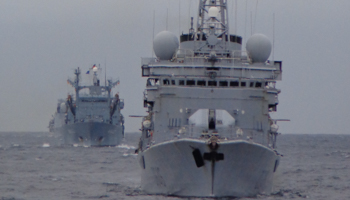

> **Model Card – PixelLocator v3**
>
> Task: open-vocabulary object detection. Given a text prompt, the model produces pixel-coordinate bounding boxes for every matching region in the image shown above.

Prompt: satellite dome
[208,7,219,18]
[246,34,272,63]
[60,103,67,113]
[153,31,179,60]
[143,120,151,128]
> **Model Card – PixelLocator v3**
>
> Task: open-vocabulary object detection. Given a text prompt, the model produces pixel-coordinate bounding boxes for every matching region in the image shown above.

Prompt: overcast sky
[0,0,349,134]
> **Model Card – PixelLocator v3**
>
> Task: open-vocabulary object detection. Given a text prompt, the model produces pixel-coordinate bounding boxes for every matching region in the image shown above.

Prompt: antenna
[190,17,194,33]
[250,11,253,35]
[244,1,247,43]
[188,0,191,32]
[254,0,259,34]
[67,75,69,95]
[179,0,181,36]
[235,0,237,35]
[272,13,275,65]
[231,0,233,34]
[166,8,168,31]
[224,0,229,45]
[152,10,155,58]
[104,58,107,86]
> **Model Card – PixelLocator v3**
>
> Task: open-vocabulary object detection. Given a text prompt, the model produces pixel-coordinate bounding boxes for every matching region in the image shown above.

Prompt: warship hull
[139,139,280,197]
[55,122,123,146]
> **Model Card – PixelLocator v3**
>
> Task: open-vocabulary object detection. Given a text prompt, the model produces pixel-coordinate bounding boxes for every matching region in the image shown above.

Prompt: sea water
[0,132,349,200]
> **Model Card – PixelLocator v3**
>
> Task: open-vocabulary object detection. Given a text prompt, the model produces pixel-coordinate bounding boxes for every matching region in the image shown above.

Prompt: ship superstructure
[51,66,124,146]
[138,0,284,197]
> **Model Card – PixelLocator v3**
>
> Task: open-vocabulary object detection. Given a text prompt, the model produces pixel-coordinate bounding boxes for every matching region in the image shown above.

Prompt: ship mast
[66,67,81,100]
[195,0,230,56]
[66,68,81,117]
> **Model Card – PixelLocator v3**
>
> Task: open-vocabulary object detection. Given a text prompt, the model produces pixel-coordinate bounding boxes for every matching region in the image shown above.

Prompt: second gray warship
[137,0,286,197]
[51,65,124,146]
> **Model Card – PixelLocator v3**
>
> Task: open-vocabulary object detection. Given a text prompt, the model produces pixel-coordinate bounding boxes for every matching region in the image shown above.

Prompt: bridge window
[147,78,159,86]
[250,82,254,87]
[187,80,196,86]
[171,80,176,85]
[163,79,170,85]
[219,81,228,87]
[208,81,217,86]
[266,82,276,88]
[230,81,239,87]
[241,81,246,87]
[197,80,206,86]
[255,82,262,88]
[179,80,185,85]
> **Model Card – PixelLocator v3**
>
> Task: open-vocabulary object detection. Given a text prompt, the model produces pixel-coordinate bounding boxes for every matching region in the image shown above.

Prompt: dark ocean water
[0,132,349,200]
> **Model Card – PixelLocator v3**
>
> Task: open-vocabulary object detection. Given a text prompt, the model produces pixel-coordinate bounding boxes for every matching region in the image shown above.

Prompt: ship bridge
[141,56,282,81]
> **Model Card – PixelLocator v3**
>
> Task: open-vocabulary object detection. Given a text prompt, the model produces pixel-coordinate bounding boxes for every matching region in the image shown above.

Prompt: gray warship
[51,66,124,146]
[137,0,286,197]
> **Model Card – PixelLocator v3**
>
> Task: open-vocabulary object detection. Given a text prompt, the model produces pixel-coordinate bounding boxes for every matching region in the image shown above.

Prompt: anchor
[204,136,224,161]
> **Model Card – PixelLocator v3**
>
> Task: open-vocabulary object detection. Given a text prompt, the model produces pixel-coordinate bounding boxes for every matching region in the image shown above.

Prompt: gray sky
[0,0,349,134]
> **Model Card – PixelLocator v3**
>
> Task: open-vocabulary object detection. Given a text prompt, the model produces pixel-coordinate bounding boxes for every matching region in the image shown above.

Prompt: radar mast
[195,0,230,54]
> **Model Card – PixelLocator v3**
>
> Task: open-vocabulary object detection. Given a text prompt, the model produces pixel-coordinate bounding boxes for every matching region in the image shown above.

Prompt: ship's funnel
[153,31,179,60]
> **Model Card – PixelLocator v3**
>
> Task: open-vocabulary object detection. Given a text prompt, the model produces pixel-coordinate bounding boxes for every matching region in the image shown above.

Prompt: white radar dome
[246,34,272,63]
[143,120,151,128]
[153,31,179,60]
[60,103,67,113]
[271,124,279,133]
[208,7,219,18]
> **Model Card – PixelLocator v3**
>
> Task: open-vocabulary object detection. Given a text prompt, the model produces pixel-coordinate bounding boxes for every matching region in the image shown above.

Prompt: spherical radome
[60,103,67,113]
[143,120,151,128]
[246,34,272,63]
[153,31,179,60]
[208,7,219,18]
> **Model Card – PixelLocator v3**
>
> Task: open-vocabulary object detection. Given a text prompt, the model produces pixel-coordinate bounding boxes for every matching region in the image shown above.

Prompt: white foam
[42,143,50,148]
[122,153,138,157]
[117,144,136,150]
